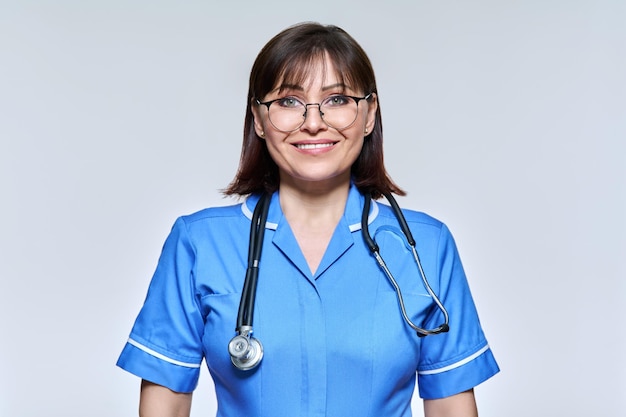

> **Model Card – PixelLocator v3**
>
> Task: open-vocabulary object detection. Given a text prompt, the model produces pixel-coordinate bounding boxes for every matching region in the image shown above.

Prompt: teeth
[296,143,334,150]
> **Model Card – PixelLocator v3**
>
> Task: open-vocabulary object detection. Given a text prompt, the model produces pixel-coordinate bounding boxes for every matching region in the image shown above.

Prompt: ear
[251,103,266,138]
[364,93,378,134]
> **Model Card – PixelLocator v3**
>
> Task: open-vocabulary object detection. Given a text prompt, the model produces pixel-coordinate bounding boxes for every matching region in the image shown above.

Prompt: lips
[294,142,336,150]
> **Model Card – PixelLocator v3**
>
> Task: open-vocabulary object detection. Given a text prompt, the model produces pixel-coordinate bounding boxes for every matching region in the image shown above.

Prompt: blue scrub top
[117,184,499,416]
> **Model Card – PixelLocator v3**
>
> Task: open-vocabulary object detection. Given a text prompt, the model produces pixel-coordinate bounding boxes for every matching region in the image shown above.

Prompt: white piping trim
[349,199,379,232]
[242,195,377,232]
[241,199,278,230]
[417,344,490,375]
[127,338,202,369]
[241,199,253,219]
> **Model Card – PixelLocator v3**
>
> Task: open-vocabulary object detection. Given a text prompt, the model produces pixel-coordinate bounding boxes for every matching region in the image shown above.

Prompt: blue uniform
[117,184,499,416]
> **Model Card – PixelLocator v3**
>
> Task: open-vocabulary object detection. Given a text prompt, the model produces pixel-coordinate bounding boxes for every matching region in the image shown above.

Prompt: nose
[301,103,327,132]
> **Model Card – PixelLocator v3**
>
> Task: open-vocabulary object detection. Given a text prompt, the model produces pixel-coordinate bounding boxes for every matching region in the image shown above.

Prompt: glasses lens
[267,98,306,132]
[266,95,360,132]
[320,95,359,130]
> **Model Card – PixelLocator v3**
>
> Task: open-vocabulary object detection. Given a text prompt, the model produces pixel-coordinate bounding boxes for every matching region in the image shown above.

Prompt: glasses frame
[255,93,372,133]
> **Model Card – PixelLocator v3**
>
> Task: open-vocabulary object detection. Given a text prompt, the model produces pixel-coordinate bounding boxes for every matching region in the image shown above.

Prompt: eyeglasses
[256,93,372,132]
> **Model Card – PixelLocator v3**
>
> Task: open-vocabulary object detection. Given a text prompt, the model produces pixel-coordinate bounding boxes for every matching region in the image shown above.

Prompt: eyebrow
[275,83,303,92]
[322,83,348,91]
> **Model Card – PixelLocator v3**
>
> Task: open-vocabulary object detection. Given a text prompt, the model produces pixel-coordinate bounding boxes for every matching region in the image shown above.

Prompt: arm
[139,380,193,417]
[423,389,478,417]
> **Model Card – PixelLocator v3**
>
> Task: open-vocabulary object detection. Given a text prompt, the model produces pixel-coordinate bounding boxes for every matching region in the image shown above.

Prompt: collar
[241,183,379,232]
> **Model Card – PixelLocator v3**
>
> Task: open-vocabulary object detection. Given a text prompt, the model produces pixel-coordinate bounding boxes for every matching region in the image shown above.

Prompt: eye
[323,95,351,107]
[276,97,303,108]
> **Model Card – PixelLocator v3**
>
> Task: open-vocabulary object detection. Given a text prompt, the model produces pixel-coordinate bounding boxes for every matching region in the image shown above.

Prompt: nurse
[117,22,499,417]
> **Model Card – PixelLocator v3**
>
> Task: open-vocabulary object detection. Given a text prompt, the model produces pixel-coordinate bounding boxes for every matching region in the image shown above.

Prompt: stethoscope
[228,192,450,371]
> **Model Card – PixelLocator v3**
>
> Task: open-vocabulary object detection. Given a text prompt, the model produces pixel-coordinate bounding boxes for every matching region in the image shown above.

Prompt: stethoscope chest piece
[228,191,450,371]
[228,194,271,371]
[228,327,264,371]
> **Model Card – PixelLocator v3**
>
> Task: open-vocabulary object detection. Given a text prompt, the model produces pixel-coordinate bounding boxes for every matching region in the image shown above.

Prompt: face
[251,55,377,190]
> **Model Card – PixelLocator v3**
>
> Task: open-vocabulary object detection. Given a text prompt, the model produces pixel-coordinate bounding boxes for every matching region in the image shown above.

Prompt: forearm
[423,389,478,417]
[139,380,193,417]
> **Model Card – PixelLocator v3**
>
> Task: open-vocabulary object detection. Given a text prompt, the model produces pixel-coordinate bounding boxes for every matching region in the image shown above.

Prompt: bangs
[252,28,374,100]
[273,48,355,95]
[227,22,404,198]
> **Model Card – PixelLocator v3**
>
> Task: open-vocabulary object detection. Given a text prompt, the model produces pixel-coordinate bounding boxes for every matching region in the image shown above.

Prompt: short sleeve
[116,217,205,393]
[416,224,499,399]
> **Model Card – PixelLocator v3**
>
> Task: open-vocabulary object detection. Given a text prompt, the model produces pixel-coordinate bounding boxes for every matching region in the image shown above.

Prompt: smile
[294,142,336,150]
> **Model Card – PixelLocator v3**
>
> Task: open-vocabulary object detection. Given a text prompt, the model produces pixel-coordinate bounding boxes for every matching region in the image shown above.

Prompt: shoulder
[375,201,446,230]
[165,201,248,241]
[179,201,245,225]
[156,202,250,258]
[372,202,458,252]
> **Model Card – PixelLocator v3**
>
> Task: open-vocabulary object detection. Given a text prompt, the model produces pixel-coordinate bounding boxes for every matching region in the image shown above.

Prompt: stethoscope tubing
[237,192,271,330]
[230,191,449,371]
[362,192,449,337]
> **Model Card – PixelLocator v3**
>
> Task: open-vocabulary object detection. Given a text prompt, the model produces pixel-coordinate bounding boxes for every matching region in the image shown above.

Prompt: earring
[259,131,265,138]
[364,129,368,135]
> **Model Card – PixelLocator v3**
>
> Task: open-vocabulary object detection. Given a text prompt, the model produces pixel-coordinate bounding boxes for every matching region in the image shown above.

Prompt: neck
[278,175,351,225]
[277,175,351,275]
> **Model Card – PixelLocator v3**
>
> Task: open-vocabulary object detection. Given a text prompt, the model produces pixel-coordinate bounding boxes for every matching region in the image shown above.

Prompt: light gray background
[1,1,624,416]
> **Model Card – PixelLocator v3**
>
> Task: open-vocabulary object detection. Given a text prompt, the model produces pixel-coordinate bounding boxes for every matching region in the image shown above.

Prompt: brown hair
[223,22,404,199]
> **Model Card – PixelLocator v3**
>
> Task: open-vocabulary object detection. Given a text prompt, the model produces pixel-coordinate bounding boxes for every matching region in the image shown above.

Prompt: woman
[117,22,499,417]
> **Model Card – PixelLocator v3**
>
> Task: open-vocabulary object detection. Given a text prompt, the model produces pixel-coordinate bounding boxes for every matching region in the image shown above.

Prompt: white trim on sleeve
[417,344,490,375]
[127,338,202,369]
